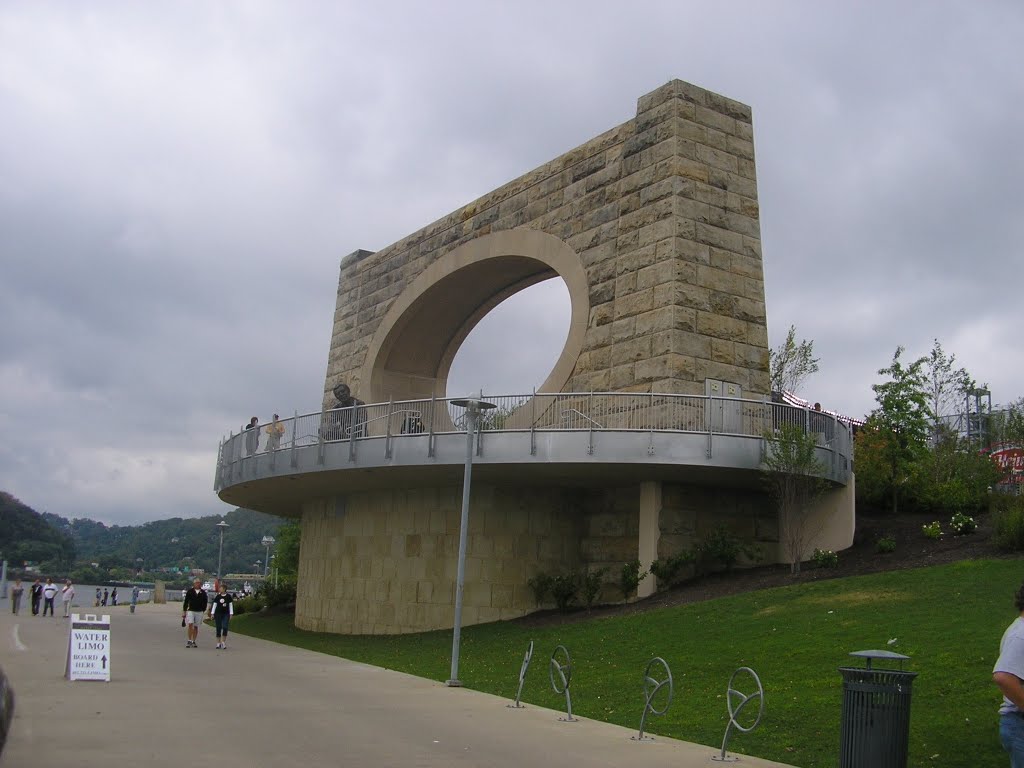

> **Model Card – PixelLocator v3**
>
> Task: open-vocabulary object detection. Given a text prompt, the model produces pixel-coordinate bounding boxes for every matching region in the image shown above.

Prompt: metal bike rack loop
[548,645,576,722]
[712,666,765,762]
[507,640,534,709]
[632,656,674,741]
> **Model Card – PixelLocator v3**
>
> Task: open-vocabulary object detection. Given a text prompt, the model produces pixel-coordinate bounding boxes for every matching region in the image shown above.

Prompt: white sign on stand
[66,614,111,682]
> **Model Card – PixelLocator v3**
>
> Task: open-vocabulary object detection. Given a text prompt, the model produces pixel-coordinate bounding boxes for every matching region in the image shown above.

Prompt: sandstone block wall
[324,79,770,406]
[295,486,584,634]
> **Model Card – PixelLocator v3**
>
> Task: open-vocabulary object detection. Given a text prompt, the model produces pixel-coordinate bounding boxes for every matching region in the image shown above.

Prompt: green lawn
[230,558,1022,767]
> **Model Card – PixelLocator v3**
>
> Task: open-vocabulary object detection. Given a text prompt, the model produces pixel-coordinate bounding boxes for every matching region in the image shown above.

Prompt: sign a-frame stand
[65,613,111,682]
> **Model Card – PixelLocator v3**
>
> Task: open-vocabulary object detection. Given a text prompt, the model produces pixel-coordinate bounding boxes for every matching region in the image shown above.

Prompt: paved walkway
[0,600,796,767]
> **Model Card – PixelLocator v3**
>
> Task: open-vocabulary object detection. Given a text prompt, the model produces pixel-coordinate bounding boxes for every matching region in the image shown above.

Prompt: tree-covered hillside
[0,492,76,571]
[2,491,290,580]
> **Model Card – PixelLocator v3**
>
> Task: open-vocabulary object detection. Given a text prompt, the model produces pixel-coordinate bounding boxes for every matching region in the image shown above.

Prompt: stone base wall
[295,486,583,635]
[292,477,822,634]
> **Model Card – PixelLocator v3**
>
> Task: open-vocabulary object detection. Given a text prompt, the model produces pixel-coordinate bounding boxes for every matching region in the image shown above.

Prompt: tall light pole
[446,397,496,687]
[216,520,230,589]
[261,535,275,578]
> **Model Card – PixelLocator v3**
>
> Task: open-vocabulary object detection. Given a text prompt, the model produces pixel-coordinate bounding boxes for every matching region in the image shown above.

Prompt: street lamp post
[216,520,230,589]
[446,397,496,687]
[261,535,276,578]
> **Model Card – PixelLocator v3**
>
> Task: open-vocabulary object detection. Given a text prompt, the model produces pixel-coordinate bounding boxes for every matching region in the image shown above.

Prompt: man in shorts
[182,579,209,648]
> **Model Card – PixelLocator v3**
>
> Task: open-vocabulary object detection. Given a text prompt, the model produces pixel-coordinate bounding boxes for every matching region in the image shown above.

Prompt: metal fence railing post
[290,410,298,469]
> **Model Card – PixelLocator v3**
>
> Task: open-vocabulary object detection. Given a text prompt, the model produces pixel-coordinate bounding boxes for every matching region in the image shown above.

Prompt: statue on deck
[321,382,366,441]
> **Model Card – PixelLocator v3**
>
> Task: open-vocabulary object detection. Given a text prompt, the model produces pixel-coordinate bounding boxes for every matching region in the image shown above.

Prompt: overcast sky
[2,1,1022,526]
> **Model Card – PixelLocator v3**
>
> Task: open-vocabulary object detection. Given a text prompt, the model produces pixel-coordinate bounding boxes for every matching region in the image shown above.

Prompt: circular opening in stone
[446,277,571,398]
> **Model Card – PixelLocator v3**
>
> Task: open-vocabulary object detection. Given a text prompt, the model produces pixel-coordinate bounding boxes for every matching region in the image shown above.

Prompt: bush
[649,550,696,589]
[811,548,839,568]
[876,535,897,554]
[580,568,607,610]
[993,504,1024,552]
[527,573,553,606]
[950,512,977,536]
[921,520,943,540]
[256,579,296,609]
[550,573,579,613]
[698,526,743,572]
[619,561,646,599]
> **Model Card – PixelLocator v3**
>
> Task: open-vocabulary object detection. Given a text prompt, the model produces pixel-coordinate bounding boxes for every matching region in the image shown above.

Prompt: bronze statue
[321,382,366,440]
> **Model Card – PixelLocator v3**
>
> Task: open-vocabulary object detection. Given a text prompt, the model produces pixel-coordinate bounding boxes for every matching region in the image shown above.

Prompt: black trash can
[839,650,917,768]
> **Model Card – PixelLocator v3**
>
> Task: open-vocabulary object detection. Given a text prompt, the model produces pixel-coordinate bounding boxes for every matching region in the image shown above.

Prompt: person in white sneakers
[181,579,208,648]
[60,580,75,618]
[207,582,234,649]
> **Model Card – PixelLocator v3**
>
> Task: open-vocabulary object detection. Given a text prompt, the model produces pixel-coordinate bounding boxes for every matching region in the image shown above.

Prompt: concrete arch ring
[358,228,590,404]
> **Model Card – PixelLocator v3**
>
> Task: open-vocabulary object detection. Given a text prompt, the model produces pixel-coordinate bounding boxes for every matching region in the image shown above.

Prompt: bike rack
[548,645,576,722]
[712,666,765,762]
[632,656,674,741]
[507,640,534,709]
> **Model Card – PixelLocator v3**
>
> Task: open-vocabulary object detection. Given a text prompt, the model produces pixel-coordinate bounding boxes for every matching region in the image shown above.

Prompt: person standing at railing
[245,416,259,455]
[266,414,285,451]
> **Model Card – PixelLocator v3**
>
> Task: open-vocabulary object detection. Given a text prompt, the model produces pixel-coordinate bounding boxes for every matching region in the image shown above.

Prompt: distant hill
[2,491,289,577]
[0,492,76,570]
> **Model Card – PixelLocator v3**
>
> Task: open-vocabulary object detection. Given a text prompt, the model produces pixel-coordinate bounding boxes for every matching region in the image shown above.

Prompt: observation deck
[215,392,853,517]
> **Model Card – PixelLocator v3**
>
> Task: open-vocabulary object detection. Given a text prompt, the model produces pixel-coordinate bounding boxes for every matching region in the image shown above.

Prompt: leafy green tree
[922,339,972,444]
[769,325,820,395]
[991,397,1024,445]
[274,521,301,577]
[867,347,932,514]
[762,422,828,574]
[913,433,1001,514]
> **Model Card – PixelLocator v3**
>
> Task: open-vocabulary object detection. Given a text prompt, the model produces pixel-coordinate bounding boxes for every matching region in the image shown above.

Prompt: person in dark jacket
[182,579,209,648]
[30,579,43,615]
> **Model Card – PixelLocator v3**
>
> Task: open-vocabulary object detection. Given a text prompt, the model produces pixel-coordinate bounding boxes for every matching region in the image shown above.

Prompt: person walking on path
[60,580,75,618]
[111,587,118,606]
[131,585,140,613]
[207,582,234,649]
[41,578,58,616]
[182,579,208,648]
[95,587,101,607]
[10,579,23,614]
[30,579,42,615]
[102,588,108,606]
[993,581,1024,764]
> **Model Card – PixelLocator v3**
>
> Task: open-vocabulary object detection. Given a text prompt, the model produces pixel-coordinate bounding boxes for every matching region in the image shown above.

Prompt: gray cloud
[1,1,1021,524]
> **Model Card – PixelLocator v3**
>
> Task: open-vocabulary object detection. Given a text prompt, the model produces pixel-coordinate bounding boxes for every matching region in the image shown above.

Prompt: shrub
[811,548,839,568]
[580,567,607,610]
[993,505,1024,552]
[258,580,297,608]
[619,560,646,599]
[921,520,943,540]
[550,573,579,613]
[527,573,553,606]
[649,550,696,589]
[698,526,742,572]
[876,535,897,554]
[950,512,977,536]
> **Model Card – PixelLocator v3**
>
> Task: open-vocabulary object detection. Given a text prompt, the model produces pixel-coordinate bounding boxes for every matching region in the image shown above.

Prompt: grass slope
[230,558,1022,767]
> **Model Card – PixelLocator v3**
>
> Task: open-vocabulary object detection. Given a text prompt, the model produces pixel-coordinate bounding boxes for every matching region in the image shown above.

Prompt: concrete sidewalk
[0,600,796,767]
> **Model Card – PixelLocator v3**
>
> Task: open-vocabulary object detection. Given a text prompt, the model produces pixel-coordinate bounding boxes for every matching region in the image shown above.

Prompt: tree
[991,397,1024,445]
[868,347,931,514]
[769,325,820,395]
[922,339,972,443]
[274,521,301,577]
[762,422,829,574]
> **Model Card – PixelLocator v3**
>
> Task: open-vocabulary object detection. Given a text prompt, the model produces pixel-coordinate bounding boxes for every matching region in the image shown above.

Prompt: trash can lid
[848,649,910,669]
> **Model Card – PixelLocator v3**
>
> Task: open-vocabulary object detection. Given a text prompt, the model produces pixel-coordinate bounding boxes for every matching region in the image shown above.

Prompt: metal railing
[216,392,853,488]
